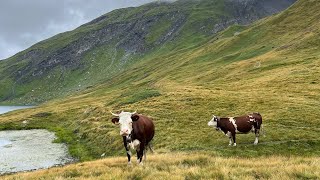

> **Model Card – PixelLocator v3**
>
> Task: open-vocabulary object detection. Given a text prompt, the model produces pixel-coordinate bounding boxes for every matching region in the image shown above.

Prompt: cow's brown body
[131,114,155,146]
[128,114,155,163]
[112,112,154,164]
[210,112,262,146]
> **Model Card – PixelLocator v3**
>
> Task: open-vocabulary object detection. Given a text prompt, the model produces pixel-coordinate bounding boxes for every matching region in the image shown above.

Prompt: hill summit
[0,0,296,104]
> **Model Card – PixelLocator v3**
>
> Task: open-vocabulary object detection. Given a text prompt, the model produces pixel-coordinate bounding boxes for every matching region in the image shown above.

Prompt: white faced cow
[111,111,154,165]
[208,112,262,146]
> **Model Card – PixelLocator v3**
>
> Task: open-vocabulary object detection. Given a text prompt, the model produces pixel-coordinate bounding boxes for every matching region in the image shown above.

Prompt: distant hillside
[0,0,296,104]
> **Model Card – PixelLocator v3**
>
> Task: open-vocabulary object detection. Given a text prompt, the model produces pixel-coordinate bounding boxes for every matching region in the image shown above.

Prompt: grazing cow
[111,111,155,165]
[208,112,262,146]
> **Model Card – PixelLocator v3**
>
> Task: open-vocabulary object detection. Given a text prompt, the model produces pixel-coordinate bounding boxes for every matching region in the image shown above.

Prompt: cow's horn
[110,111,119,116]
[131,111,137,115]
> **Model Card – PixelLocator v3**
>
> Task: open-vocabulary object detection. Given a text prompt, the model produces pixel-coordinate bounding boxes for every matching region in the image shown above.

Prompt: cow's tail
[252,112,265,137]
[259,113,265,137]
[143,142,154,162]
[148,142,155,153]
[260,124,266,137]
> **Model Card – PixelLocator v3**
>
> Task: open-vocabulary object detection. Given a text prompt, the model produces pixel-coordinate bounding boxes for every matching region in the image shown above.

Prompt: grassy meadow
[1,0,320,179]
[3,153,320,180]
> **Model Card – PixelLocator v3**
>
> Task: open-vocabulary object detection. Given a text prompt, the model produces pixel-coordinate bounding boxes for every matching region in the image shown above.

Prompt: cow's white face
[118,112,134,136]
[111,111,139,136]
[208,115,218,127]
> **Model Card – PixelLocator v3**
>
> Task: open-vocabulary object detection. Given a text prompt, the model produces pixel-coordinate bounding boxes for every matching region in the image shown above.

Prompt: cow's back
[132,115,155,144]
[234,116,252,132]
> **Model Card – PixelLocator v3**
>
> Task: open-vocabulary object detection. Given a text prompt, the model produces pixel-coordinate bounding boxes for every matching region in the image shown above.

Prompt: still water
[0,106,73,174]
[0,106,34,115]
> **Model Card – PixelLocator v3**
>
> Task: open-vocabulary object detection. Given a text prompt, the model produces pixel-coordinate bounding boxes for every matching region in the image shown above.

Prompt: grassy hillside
[0,0,319,178]
[0,0,295,105]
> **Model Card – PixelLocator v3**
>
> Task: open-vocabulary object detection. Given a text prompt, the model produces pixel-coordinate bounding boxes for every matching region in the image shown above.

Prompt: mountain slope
[0,0,319,163]
[0,0,296,104]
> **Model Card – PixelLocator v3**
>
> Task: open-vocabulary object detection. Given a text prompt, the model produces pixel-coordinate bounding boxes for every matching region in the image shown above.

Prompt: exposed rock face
[0,0,297,103]
[13,10,189,84]
[18,0,297,75]
[227,0,297,22]
[211,0,297,33]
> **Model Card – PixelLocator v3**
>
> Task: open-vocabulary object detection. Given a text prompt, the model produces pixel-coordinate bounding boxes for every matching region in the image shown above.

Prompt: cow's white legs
[254,129,260,145]
[226,131,233,146]
[231,132,236,146]
[226,131,237,146]
[226,131,236,146]
[127,151,132,166]
[123,136,132,165]
[136,141,145,165]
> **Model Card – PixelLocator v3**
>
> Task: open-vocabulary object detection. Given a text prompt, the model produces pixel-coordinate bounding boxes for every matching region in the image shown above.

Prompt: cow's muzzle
[120,132,129,136]
[120,129,130,136]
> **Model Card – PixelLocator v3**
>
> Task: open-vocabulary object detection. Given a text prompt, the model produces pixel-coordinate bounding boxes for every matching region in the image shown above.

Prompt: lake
[0,106,34,115]
[0,130,73,174]
[0,106,73,174]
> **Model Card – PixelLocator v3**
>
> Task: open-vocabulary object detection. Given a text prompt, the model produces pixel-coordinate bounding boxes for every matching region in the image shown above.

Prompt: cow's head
[208,115,219,130]
[111,111,139,136]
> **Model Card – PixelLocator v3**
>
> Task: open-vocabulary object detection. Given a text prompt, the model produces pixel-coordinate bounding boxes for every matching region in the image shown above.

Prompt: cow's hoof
[254,142,258,145]
[233,143,237,146]
[127,161,132,166]
[139,162,144,166]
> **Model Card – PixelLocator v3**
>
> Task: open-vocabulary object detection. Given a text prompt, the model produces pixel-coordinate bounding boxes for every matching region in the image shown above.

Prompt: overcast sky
[0,0,157,60]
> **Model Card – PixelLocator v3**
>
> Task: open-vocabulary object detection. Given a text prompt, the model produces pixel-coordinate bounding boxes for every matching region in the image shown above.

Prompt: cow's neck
[217,119,228,133]
[126,129,137,143]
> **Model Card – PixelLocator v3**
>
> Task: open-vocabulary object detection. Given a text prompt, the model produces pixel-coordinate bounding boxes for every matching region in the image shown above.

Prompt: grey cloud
[0,0,155,60]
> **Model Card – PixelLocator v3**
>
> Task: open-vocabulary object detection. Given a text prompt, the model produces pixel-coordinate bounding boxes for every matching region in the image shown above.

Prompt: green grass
[146,18,173,44]
[116,88,161,106]
[3,0,262,105]
[3,153,320,179]
[0,0,320,178]
[0,0,268,105]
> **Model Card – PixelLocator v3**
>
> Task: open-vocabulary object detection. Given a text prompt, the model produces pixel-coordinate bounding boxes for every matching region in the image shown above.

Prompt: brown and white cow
[208,112,262,146]
[111,111,155,165]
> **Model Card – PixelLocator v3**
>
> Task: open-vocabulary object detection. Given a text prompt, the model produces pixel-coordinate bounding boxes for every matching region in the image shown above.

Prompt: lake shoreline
[0,106,75,175]
[0,159,77,176]
[0,106,35,115]
[0,129,75,175]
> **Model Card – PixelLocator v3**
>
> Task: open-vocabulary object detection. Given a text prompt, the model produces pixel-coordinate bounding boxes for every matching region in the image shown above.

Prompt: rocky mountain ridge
[0,0,296,104]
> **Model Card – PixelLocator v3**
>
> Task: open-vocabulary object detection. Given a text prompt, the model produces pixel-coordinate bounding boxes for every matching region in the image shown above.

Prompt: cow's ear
[112,118,120,124]
[131,114,139,121]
